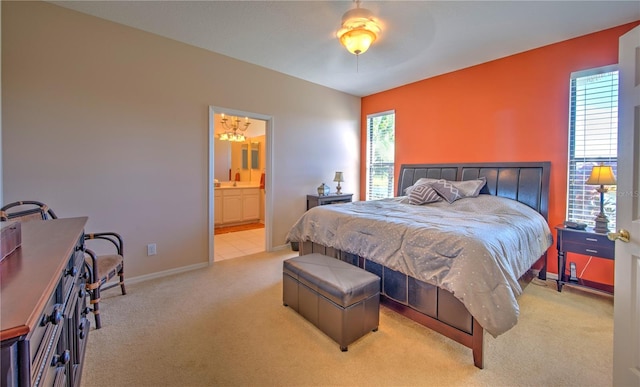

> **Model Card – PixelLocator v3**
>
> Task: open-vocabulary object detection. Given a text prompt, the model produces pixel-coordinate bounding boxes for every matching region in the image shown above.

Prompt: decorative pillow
[404,178,438,195]
[431,179,463,203]
[408,184,442,205]
[453,177,487,197]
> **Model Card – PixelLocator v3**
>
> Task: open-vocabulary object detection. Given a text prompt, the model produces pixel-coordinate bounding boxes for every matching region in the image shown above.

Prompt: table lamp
[333,172,344,195]
[585,164,616,233]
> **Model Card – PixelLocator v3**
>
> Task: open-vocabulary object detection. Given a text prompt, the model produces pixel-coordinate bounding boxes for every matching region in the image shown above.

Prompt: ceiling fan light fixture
[339,28,377,55]
[337,1,381,55]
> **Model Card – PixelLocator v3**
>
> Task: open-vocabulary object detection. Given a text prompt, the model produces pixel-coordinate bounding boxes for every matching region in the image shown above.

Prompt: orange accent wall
[360,21,639,285]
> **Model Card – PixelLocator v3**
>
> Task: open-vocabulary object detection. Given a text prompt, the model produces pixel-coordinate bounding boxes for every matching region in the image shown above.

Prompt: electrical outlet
[147,243,157,256]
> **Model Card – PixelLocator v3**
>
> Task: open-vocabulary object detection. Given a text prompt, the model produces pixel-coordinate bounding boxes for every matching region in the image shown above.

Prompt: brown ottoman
[283,253,380,351]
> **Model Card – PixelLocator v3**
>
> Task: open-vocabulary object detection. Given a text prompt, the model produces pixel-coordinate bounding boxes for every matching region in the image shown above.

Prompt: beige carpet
[81,249,613,387]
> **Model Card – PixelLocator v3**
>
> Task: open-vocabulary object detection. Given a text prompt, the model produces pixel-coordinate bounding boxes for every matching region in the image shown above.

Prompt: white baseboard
[112,262,209,287]
[271,243,293,251]
[106,247,295,288]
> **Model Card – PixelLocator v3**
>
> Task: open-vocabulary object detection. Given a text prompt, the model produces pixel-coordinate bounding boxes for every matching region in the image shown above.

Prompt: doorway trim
[208,105,273,264]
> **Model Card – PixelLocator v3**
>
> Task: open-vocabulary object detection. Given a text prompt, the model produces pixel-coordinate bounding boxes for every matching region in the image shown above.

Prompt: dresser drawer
[61,251,82,308]
[30,300,65,387]
[29,293,59,367]
[38,350,69,387]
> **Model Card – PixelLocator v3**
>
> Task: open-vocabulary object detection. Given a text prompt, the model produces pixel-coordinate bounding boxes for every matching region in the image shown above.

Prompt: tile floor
[214,228,265,261]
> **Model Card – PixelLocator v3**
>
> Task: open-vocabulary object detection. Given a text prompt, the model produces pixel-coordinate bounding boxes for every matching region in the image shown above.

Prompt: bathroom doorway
[208,106,273,264]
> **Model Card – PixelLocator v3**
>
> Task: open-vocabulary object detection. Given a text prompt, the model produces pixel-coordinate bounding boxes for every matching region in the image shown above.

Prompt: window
[567,66,618,228]
[366,111,395,200]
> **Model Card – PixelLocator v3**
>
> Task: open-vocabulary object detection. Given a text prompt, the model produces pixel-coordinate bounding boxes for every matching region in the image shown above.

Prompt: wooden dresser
[1,217,90,387]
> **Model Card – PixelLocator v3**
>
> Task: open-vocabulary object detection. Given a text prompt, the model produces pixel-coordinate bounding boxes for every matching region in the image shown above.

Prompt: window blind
[567,66,618,228]
[366,111,395,201]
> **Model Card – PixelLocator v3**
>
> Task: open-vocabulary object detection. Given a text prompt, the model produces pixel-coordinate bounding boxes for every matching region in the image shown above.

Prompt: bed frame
[299,161,551,369]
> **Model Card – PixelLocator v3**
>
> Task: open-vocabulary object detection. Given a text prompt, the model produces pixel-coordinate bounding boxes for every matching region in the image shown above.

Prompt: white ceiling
[51,1,640,97]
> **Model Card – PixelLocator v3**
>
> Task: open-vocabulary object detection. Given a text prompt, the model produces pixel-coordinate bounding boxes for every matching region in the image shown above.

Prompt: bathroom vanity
[214,185,260,226]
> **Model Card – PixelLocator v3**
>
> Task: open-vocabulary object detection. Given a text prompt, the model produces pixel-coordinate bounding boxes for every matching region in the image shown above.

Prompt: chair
[84,232,126,329]
[0,200,58,221]
[0,200,126,329]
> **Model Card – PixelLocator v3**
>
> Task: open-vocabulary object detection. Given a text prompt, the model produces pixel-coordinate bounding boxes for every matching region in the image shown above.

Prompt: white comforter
[286,195,553,337]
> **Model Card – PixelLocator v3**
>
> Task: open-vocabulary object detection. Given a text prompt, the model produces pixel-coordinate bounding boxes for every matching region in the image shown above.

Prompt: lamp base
[335,184,342,195]
[593,213,610,234]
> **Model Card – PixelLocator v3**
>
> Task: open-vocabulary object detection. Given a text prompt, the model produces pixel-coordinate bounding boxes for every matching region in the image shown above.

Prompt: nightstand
[291,193,354,252]
[555,225,614,294]
[306,193,353,210]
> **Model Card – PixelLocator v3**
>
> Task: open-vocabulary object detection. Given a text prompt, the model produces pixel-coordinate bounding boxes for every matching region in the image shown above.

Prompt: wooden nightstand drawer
[560,231,611,246]
[561,241,614,259]
[306,194,353,210]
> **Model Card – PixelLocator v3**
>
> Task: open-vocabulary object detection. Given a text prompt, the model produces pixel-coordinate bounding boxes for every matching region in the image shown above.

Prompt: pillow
[405,177,487,200]
[408,183,442,205]
[404,178,438,195]
[431,179,463,203]
[453,177,486,197]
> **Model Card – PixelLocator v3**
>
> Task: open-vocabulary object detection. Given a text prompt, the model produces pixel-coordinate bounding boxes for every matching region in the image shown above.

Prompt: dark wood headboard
[397,162,551,220]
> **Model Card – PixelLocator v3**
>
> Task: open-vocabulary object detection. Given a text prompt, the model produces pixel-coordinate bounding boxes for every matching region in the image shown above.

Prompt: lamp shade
[333,172,344,183]
[339,28,377,55]
[586,165,617,186]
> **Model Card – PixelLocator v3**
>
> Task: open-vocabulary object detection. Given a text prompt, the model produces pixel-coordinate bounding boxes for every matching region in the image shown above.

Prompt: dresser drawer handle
[65,266,78,277]
[51,350,70,367]
[585,238,598,242]
[41,304,64,326]
[585,249,598,254]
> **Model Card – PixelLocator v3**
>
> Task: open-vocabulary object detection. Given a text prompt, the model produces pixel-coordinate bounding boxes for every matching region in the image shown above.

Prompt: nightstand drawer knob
[608,229,630,243]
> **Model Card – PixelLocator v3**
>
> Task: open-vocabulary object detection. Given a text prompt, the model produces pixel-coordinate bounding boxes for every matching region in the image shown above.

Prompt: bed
[286,162,552,368]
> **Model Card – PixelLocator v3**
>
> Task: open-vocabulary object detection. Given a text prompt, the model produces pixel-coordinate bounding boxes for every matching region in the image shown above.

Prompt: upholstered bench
[283,253,380,351]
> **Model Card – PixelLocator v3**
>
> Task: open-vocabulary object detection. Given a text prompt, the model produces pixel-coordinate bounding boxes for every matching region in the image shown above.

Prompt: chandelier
[218,114,250,142]
[336,0,382,55]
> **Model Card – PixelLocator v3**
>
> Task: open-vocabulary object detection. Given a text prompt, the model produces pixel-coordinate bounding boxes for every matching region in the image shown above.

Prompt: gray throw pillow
[431,179,463,203]
[454,177,486,197]
[404,178,439,195]
[408,184,442,205]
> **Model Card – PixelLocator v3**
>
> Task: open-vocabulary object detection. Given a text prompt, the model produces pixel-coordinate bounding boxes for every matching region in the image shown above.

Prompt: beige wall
[2,1,360,278]
[0,3,3,205]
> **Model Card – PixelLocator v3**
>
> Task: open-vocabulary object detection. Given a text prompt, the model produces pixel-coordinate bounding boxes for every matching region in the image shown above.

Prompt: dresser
[1,217,90,387]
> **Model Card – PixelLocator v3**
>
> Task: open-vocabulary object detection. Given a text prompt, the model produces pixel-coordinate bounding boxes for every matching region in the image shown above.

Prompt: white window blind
[567,66,618,228]
[366,111,395,201]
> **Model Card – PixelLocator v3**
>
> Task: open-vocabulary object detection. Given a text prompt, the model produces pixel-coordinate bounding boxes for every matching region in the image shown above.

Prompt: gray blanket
[286,195,553,337]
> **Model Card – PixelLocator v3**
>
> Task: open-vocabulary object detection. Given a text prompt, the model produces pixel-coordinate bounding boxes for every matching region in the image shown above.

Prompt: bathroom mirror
[213,114,266,182]
[214,139,231,181]
[241,144,249,170]
[251,142,260,169]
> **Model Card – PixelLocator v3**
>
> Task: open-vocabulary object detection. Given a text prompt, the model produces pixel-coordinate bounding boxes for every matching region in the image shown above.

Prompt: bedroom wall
[361,21,640,286]
[2,1,360,279]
